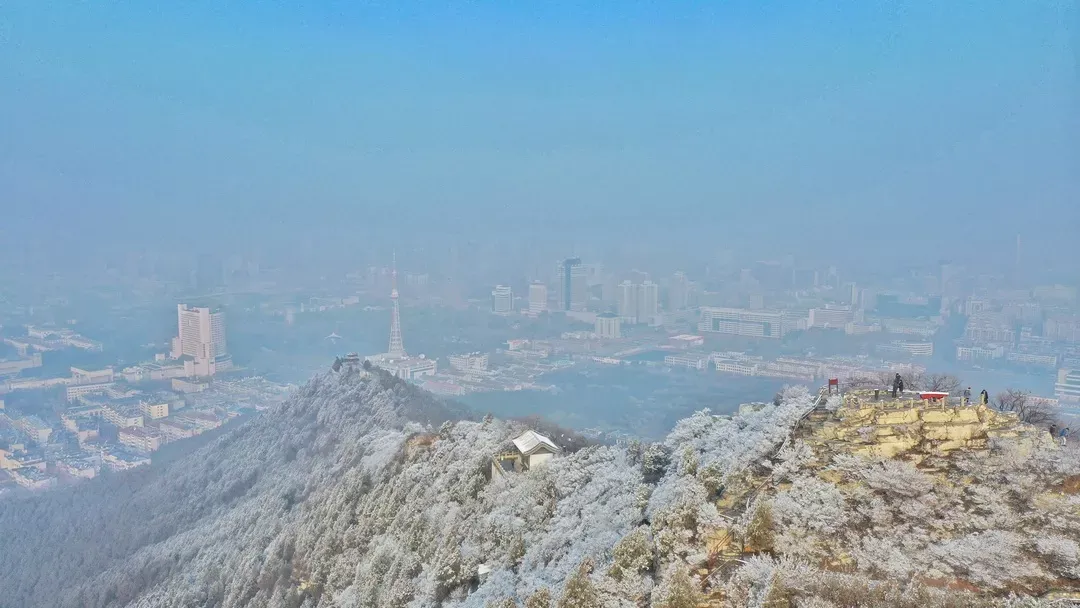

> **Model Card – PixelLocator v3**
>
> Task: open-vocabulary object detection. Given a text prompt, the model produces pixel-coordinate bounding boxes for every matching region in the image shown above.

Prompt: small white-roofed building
[491,429,562,478]
[512,430,561,468]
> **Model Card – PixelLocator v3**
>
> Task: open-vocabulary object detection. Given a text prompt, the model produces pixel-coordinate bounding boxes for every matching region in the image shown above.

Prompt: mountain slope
[1,369,1076,607]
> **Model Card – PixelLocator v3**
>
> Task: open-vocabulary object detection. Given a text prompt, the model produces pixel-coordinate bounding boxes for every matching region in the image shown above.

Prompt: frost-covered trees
[771,476,849,560]
[3,369,1078,607]
[930,531,1044,589]
[650,565,702,608]
[608,527,654,582]
[555,560,601,608]
[859,459,934,498]
[1034,535,1080,579]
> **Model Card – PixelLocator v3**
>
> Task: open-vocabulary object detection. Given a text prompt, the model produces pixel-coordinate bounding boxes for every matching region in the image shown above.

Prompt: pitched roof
[512,430,561,456]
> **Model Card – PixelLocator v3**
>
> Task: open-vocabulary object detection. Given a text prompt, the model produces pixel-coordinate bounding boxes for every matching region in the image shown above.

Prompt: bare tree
[843,371,963,396]
[919,373,962,395]
[843,371,894,390]
[993,388,1056,426]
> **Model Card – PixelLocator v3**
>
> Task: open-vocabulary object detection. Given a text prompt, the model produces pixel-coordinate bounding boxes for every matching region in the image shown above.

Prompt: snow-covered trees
[859,459,934,498]
[3,369,1078,607]
[650,565,702,608]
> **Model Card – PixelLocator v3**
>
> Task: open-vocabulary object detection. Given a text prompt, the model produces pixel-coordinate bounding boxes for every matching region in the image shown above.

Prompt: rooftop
[512,430,561,456]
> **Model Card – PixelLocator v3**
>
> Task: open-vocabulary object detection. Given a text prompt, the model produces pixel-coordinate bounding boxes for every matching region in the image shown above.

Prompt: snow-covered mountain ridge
[0,367,1076,608]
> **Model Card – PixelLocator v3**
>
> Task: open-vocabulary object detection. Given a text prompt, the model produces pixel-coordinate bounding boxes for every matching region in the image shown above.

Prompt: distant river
[460,365,790,440]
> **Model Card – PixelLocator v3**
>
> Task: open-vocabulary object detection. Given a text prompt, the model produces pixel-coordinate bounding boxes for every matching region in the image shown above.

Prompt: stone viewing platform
[801,389,1054,460]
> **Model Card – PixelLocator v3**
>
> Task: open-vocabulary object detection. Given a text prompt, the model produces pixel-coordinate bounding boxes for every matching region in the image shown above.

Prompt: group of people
[1050,424,1071,447]
[885,374,1070,447]
[889,374,990,407]
[961,387,990,407]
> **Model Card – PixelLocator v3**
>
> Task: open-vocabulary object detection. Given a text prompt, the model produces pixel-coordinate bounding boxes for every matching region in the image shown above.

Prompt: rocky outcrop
[805,391,1054,459]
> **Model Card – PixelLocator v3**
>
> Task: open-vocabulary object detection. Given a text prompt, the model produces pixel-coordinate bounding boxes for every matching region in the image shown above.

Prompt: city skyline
[3,4,1080,604]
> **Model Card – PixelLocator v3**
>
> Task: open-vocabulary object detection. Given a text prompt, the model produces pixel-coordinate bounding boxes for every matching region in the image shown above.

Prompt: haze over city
[1,2,1079,607]
[3,2,1078,269]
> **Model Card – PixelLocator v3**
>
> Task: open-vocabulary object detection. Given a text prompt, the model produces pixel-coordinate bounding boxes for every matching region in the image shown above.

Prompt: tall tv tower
[387,251,405,357]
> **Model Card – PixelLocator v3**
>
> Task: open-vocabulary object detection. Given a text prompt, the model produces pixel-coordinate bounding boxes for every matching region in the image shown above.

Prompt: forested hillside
[0,367,1076,607]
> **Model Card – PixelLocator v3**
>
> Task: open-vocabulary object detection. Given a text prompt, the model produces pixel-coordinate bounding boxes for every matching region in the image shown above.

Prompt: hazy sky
[1,1,1077,266]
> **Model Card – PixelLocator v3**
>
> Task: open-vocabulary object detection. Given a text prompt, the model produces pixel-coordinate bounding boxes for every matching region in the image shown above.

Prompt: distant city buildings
[964,313,1016,344]
[616,281,637,323]
[848,283,860,308]
[1005,351,1058,369]
[491,285,514,315]
[698,307,785,339]
[594,313,621,339]
[448,352,489,372]
[956,344,1006,362]
[172,304,230,377]
[1055,369,1080,403]
[668,334,705,348]
[1045,315,1080,344]
[808,306,852,329]
[0,352,42,377]
[5,326,102,355]
[527,282,548,317]
[876,341,934,357]
[615,280,658,324]
[638,281,659,323]
[556,258,587,312]
[668,271,690,310]
[878,318,939,339]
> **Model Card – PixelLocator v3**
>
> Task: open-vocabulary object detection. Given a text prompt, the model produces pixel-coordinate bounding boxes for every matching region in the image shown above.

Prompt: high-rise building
[616,280,659,324]
[528,282,548,316]
[1055,369,1080,403]
[173,304,227,361]
[848,283,860,308]
[669,271,690,310]
[491,285,514,315]
[638,281,659,322]
[616,281,638,322]
[699,307,785,339]
[556,258,587,311]
[595,313,621,339]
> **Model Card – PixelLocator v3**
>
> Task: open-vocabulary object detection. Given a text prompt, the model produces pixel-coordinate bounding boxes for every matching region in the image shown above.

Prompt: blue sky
[1,1,1076,266]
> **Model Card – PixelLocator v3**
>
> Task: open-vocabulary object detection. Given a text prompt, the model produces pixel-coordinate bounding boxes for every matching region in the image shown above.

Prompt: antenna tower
[388,251,405,357]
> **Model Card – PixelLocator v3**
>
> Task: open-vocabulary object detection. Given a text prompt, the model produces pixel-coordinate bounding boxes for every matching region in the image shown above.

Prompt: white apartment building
[669,271,690,310]
[877,341,934,357]
[714,358,759,376]
[70,367,115,385]
[664,354,707,370]
[172,304,227,361]
[616,281,638,323]
[1006,352,1058,369]
[527,282,547,316]
[66,382,113,402]
[699,307,785,339]
[956,344,1005,361]
[613,280,659,324]
[1055,369,1080,403]
[491,285,514,315]
[448,352,489,372]
[638,281,659,322]
[594,313,621,339]
[808,306,852,329]
[555,260,588,312]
